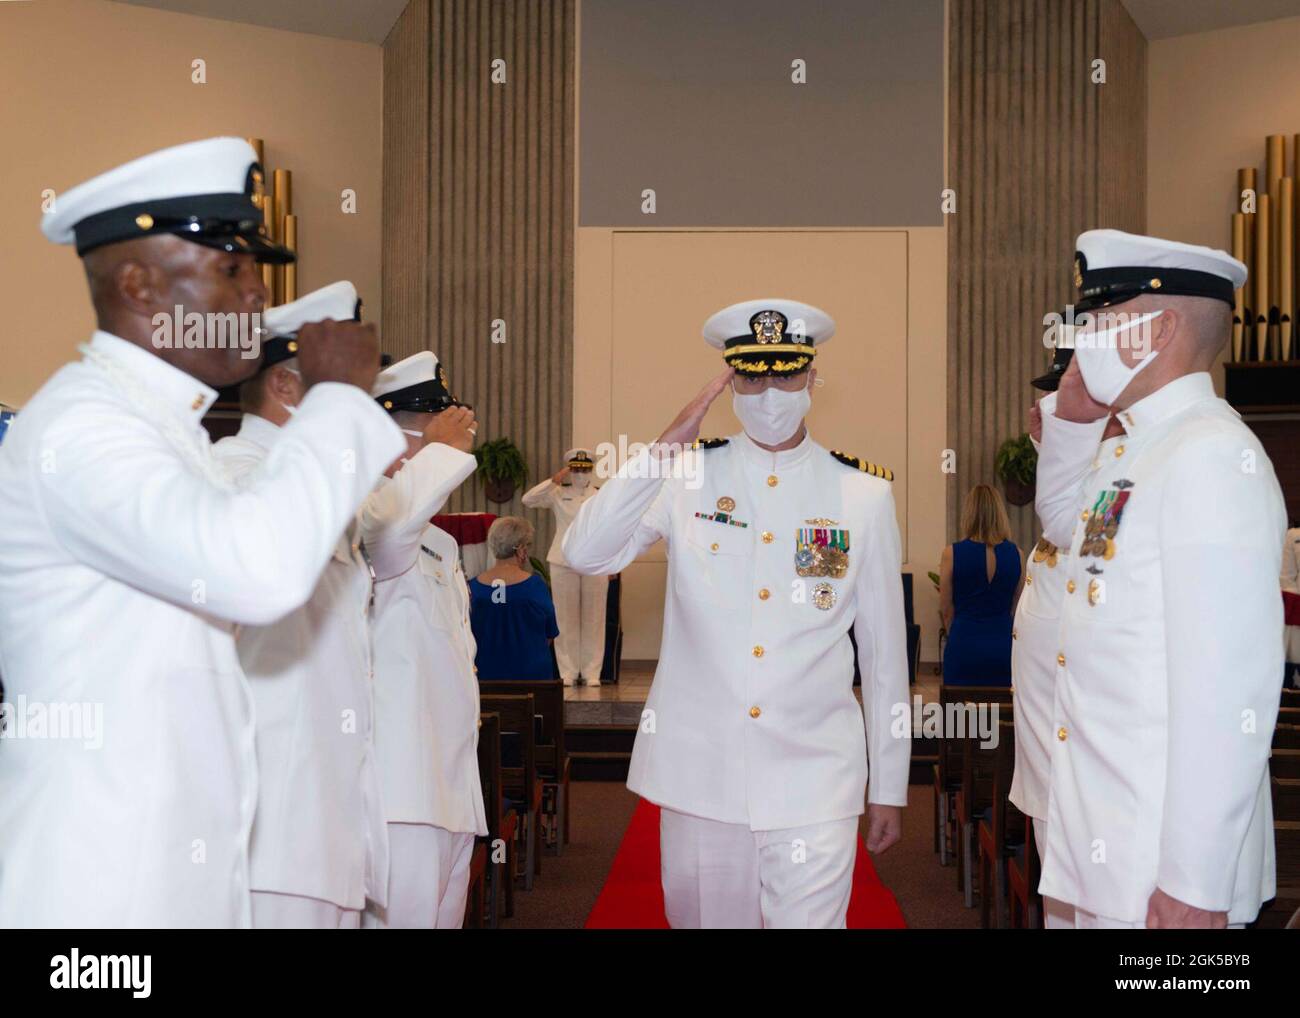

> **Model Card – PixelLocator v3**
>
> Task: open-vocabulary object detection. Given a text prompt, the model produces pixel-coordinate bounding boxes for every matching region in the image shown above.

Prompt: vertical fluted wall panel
[947,0,1144,554]
[383,0,575,553]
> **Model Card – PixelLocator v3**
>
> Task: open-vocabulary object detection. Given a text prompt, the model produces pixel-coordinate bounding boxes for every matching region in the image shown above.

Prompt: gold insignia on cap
[1150,277,1162,289]
[751,309,787,345]
[1073,257,1083,289]
[135,213,154,231]
[717,496,736,513]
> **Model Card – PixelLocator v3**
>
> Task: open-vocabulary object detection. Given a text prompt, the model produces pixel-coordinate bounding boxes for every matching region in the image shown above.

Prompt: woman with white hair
[468,516,560,681]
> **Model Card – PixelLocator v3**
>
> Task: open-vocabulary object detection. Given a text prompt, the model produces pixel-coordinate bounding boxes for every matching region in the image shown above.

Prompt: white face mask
[1072,310,1163,406]
[732,382,811,446]
[569,471,591,490]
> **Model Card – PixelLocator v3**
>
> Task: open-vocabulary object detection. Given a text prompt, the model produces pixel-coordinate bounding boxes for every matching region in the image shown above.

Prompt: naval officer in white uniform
[522,448,608,685]
[563,299,911,928]
[359,352,483,928]
[1035,230,1287,928]
[1010,342,1126,929]
[0,139,404,927]
[212,282,390,928]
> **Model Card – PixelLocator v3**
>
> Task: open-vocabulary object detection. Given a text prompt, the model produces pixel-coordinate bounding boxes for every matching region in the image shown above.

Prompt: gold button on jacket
[1057,726,1068,741]
[749,706,762,719]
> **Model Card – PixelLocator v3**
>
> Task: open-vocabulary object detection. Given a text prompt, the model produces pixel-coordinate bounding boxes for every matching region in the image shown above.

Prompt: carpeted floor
[500,780,979,929]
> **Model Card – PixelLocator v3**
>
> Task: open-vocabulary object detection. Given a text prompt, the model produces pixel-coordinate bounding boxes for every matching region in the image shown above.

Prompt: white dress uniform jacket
[0,332,403,927]
[213,413,390,911]
[412,522,488,836]
[1010,433,1123,821]
[1036,372,1287,923]
[359,442,482,828]
[521,478,600,564]
[562,432,911,830]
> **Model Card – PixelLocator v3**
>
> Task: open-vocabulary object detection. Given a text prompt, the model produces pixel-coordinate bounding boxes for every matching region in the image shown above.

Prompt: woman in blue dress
[940,484,1023,686]
[469,516,560,681]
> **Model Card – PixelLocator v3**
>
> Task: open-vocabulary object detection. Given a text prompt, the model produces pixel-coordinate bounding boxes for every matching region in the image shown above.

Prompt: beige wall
[1147,13,1300,386]
[0,0,382,406]
[574,226,948,660]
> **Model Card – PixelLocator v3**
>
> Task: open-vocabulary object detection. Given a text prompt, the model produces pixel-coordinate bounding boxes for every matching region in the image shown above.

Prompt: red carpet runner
[585,800,907,928]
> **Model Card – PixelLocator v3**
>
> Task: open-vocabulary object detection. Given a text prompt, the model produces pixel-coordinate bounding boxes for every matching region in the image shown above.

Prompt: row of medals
[795,542,844,612]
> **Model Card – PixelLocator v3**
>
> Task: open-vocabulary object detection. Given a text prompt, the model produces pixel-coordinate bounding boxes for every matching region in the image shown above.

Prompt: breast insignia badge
[811,582,837,611]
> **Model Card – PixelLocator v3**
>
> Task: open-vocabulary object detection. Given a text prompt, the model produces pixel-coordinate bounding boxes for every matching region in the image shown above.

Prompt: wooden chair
[480,693,543,892]
[475,711,518,924]
[1275,724,1300,751]
[934,685,1014,898]
[1272,748,1300,780]
[955,705,1010,910]
[1261,820,1300,929]
[1006,808,1040,928]
[479,679,570,855]
[1273,777,1300,822]
[1281,688,1300,709]
[977,719,1030,928]
[463,840,488,928]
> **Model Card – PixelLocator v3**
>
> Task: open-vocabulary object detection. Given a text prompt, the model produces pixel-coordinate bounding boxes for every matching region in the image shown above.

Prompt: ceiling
[110,0,409,45]
[1121,0,1300,40]
[110,1,1300,47]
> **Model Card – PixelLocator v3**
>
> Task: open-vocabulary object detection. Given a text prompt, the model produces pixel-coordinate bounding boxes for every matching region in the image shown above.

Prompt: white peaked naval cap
[42,137,293,264]
[702,298,835,378]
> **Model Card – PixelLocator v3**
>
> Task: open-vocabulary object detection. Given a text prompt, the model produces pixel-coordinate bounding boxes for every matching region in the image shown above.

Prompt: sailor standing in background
[522,449,608,685]
[1010,337,1124,929]
[563,299,910,928]
[361,352,483,928]
[1036,230,1286,928]
[212,282,390,929]
[0,139,404,927]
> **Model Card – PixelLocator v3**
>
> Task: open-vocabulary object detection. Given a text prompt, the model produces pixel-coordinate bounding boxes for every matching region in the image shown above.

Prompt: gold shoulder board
[830,449,894,481]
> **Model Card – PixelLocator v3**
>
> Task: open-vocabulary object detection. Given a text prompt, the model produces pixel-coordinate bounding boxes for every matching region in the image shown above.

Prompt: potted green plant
[995,432,1038,507]
[474,437,528,504]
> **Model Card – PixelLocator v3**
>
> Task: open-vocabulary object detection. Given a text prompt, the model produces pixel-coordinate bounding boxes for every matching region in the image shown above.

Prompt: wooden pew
[481,693,543,892]
[1275,724,1300,751]
[1272,748,1300,780]
[934,685,1014,901]
[977,719,1026,928]
[475,711,518,925]
[480,679,570,854]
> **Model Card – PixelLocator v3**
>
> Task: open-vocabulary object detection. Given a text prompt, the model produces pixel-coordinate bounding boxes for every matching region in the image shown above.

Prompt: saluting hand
[296,320,382,393]
[1054,357,1110,424]
[655,367,736,452]
[425,406,478,453]
[552,467,571,485]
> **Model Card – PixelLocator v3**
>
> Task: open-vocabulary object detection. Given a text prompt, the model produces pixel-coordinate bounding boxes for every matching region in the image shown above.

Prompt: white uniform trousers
[1073,907,1244,929]
[1032,819,1075,929]
[550,562,608,684]
[362,823,475,929]
[659,808,858,929]
[251,891,361,929]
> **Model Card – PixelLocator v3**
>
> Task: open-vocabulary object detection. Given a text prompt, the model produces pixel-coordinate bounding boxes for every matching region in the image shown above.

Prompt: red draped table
[431,512,497,577]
